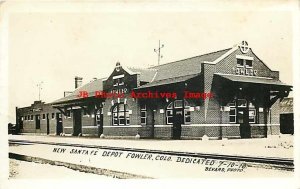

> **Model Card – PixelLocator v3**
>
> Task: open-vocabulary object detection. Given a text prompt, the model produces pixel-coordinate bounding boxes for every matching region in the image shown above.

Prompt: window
[184,109,191,123]
[140,104,147,125]
[113,74,125,86]
[229,108,236,123]
[166,110,173,124]
[112,104,130,126]
[66,110,71,118]
[237,58,253,68]
[24,116,27,121]
[27,115,30,120]
[174,100,183,108]
[118,77,124,85]
[249,109,256,123]
[237,59,244,67]
[31,115,34,121]
[228,100,236,123]
[51,113,55,119]
[166,100,190,125]
[245,60,253,68]
[113,79,118,86]
[228,99,256,123]
[42,114,46,120]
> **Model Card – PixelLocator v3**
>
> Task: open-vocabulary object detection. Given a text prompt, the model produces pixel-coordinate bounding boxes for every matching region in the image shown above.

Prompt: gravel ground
[9,159,112,179]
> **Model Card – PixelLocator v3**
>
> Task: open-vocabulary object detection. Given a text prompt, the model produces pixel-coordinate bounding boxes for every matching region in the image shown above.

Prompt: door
[46,114,50,135]
[96,109,103,136]
[35,115,40,129]
[56,113,63,135]
[19,117,23,130]
[238,108,251,138]
[73,109,82,136]
[172,110,183,139]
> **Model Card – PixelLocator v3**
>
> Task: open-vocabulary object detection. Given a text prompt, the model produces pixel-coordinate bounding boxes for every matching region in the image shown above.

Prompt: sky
[5,6,294,123]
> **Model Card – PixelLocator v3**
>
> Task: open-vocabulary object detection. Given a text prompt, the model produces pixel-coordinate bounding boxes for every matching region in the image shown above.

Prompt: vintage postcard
[0,1,299,189]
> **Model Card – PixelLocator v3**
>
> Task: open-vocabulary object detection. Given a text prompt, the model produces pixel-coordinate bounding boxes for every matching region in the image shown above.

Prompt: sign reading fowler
[53,147,247,173]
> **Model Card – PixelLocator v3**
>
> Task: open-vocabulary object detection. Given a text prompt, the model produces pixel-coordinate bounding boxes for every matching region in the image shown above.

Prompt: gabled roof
[127,67,157,82]
[52,78,103,105]
[215,73,289,86]
[136,74,199,89]
[149,48,231,81]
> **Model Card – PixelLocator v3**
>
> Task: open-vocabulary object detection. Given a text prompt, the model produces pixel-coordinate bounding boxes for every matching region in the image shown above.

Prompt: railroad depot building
[16,41,292,139]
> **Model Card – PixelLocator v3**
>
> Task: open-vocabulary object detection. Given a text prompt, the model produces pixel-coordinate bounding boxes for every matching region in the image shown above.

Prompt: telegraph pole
[154,40,164,65]
[37,81,43,101]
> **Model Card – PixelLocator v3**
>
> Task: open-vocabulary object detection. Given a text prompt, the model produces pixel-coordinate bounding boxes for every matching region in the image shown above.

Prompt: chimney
[75,76,83,89]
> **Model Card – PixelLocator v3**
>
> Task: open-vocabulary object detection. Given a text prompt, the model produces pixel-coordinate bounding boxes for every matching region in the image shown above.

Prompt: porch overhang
[213,73,292,107]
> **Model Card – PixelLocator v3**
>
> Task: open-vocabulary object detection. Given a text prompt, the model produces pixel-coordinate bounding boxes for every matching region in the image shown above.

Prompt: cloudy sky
[4,2,295,122]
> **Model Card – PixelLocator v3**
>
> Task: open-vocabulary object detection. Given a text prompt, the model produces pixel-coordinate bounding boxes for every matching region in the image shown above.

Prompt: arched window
[112,104,130,126]
[166,100,190,125]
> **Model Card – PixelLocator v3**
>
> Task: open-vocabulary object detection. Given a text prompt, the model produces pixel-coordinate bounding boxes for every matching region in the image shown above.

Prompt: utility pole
[37,81,43,101]
[154,40,164,65]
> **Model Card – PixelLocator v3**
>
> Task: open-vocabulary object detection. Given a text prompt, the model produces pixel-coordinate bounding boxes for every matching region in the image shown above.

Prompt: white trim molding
[182,124,240,127]
[82,125,99,128]
[112,74,125,79]
[154,125,172,128]
[103,125,142,128]
[236,55,254,60]
[250,124,280,127]
[63,126,72,129]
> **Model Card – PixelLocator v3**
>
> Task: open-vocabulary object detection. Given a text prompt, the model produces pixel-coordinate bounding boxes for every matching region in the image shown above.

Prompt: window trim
[166,100,191,125]
[245,59,253,68]
[249,109,256,123]
[229,108,236,123]
[236,58,245,68]
[112,103,130,126]
[140,104,147,125]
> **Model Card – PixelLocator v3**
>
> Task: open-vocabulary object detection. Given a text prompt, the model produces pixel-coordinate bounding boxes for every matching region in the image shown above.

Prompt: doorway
[96,109,103,136]
[46,113,50,135]
[172,110,183,139]
[73,109,82,136]
[35,115,40,129]
[56,113,63,135]
[237,107,251,138]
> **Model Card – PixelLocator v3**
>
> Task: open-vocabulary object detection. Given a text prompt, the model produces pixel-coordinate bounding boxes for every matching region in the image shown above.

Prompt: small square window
[174,100,183,108]
[118,78,124,85]
[245,60,252,68]
[141,111,146,117]
[230,116,236,123]
[52,113,55,119]
[237,59,244,67]
[42,114,46,120]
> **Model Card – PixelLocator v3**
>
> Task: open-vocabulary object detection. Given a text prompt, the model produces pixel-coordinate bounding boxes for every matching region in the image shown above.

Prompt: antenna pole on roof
[37,81,43,101]
[154,40,164,65]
